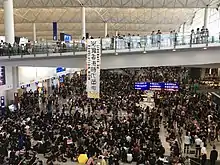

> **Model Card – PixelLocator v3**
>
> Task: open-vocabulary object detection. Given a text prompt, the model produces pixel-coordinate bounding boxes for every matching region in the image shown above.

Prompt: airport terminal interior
[1,0,220,165]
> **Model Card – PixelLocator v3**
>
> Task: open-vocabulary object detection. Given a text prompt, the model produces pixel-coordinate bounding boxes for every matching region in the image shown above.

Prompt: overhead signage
[1,96,5,115]
[86,39,101,99]
[0,66,5,86]
[56,67,66,73]
[60,33,72,42]
[135,82,179,91]
[53,22,58,40]
[1,96,5,108]
[64,34,72,42]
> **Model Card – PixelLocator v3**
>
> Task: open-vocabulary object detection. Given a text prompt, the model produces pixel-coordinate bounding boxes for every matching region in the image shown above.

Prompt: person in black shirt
[210,145,218,165]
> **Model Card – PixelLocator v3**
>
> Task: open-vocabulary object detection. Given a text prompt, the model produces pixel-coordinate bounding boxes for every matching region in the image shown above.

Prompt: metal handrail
[1,33,220,59]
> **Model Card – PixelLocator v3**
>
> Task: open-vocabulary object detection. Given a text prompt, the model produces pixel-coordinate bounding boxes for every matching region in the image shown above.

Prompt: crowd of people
[0,67,219,165]
[0,40,33,56]
[100,29,212,50]
[0,27,215,57]
[190,26,209,45]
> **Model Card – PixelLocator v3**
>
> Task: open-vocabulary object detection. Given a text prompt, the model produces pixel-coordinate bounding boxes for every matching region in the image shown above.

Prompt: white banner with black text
[86,39,101,98]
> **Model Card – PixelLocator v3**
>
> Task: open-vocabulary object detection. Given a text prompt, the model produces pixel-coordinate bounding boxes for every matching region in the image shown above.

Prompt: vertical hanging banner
[1,96,5,115]
[52,22,58,40]
[87,39,101,99]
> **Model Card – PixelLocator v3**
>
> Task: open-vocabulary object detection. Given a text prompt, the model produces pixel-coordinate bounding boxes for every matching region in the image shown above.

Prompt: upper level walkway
[1,46,220,69]
[0,33,220,68]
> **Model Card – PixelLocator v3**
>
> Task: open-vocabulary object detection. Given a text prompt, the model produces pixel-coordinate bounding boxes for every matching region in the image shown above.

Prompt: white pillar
[104,22,108,37]
[46,79,52,94]
[6,66,19,103]
[115,31,118,36]
[4,0,15,44]
[200,68,206,79]
[182,22,186,44]
[81,7,86,38]
[12,66,19,89]
[209,68,212,75]
[33,23,36,42]
[218,68,220,77]
[204,5,208,28]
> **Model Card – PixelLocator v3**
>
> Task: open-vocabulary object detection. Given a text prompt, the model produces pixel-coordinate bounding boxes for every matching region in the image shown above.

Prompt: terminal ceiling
[0,0,219,40]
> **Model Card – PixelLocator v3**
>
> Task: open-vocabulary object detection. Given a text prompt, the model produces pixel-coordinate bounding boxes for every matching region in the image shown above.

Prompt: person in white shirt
[184,132,191,154]
[195,135,202,157]
[201,144,207,165]
[208,114,213,123]
[126,135,131,142]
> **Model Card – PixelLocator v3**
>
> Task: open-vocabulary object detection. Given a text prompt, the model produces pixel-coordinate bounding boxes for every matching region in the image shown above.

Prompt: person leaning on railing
[190,29,196,45]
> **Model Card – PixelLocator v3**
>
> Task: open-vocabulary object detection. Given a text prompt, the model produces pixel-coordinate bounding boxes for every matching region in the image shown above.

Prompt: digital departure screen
[134,82,179,91]
[64,34,72,42]
[60,33,72,42]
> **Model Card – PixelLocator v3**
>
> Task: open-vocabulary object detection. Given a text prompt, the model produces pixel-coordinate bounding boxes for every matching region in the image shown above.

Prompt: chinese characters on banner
[87,39,101,98]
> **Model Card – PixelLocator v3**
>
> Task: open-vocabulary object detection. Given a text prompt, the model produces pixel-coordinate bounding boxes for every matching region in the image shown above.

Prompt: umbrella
[78,154,88,164]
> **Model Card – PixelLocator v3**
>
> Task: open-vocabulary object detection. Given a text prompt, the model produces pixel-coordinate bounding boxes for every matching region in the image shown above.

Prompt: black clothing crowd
[0,67,219,165]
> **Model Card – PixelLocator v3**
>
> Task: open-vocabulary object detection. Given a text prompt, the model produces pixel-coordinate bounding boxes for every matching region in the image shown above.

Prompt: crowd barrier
[190,157,220,165]
[0,33,220,58]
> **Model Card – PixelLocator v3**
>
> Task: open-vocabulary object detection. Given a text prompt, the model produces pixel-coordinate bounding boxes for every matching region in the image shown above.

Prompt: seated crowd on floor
[0,67,219,165]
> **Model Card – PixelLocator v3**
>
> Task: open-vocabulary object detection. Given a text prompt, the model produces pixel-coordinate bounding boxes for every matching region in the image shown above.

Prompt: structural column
[200,68,206,80]
[204,5,208,28]
[46,78,52,94]
[12,66,19,89]
[218,68,220,77]
[115,31,118,36]
[182,22,186,44]
[6,66,19,103]
[4,0,15,44]
[104,22,108,37]
[81,7,86,38]
[33,23,36,42]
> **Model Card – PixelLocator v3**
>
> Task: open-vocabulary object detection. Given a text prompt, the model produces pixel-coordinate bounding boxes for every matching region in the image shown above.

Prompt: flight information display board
[134,82,179,91]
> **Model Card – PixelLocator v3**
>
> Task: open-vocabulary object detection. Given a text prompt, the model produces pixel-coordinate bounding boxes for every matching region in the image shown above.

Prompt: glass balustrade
[1,33,220,58]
